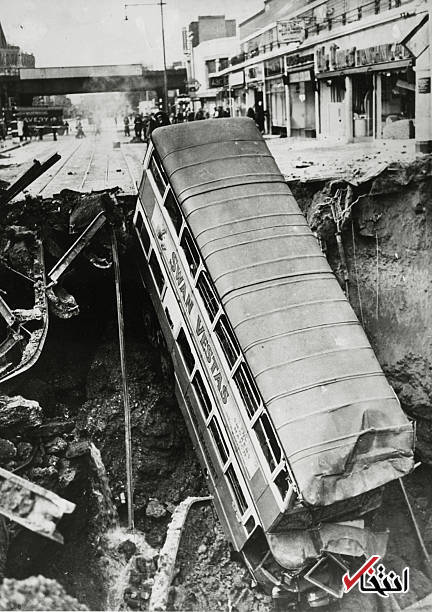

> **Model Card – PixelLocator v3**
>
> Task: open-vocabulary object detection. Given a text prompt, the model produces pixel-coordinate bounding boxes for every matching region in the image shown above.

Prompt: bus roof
[151,118,413,507]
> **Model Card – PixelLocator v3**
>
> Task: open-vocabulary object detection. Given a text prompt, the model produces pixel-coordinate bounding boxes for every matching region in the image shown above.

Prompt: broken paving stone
[197,544,207,555]
[145,499,167,519]
[0,396,42,432]
[0,439,16,463]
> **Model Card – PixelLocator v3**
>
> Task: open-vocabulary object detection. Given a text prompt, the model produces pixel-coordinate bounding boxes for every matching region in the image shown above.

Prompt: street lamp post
[124,1,169,113]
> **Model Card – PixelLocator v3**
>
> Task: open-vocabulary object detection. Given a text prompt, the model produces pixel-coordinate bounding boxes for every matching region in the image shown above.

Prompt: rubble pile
[0,575,88,611]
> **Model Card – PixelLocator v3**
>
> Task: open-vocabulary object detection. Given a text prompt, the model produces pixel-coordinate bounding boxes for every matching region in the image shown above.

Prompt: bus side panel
[136,236,249,552]
[171,347,249,551]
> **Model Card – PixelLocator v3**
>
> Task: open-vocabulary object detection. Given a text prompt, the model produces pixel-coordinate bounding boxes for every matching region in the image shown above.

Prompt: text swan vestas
[169,251,229,404]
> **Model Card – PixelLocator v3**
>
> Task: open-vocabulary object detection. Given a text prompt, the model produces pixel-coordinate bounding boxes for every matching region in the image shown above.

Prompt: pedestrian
[22,118,30,140]
[195,107,205,121]
[76,120,86,138]
[64,120,69,135]
[177,109,184,123]
[223,108,231,117]
[134,114,143,140]
[187,108,195,122]
[17,118,24,141]
[256,102,265,133]
[124,116,130,137]
[247,107,256,122]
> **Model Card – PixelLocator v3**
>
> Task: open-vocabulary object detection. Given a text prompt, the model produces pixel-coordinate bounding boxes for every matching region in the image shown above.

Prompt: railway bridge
[0,64,187,105]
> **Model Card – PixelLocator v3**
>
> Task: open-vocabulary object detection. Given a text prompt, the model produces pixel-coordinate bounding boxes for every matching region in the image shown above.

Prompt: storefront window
[265,57,283,78]
[266,78,286,132]
[381,68,415,139]
[352,74,373,138]
[289,72,316,137]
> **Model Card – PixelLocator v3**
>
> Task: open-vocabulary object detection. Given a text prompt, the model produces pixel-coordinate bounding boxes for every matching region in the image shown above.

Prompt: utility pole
[125,1,169,113]
[159,0,169,113]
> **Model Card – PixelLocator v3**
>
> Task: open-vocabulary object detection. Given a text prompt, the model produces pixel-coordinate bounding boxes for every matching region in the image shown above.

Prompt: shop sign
[357,43,408,66]
[209,75,228,89]
[316,42,410,73]
[277,19,305,44]
[286,53,314,68]
[245,64,264,83]
[228,71,244,87]
[289,70,312,84]
[418,77,431,94]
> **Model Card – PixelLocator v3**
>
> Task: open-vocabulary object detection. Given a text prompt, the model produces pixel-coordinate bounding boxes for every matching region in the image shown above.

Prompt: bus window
[226,465,248,515]
[149,152,168,197]
[136,210,150,254]
[196,271,219,322]
[274,467,290,499]
[149,250,165,294]
[214,315,240,369]
[209,417,229,465]
[233,363,260,419]
[164,189,183,234]
[245,516,256,534]
[253,413,282,473]
[192,370,212,419]
[176,327,195,374]
[180,227,200,278]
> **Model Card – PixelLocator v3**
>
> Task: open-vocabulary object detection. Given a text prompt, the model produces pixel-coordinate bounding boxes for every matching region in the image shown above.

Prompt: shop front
[264,58,286,135]
[228,71,247,117]
[316,42,415,142]
[245,63,266,132]
[284,53,316,139]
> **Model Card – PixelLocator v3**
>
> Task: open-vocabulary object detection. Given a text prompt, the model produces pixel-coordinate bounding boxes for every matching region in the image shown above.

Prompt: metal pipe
[111,228,134,530]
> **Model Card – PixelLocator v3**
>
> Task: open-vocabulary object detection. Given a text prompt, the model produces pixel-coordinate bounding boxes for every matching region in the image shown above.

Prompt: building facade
[0,22,35,76]
[213,0,424,143]
[183,16,238,115]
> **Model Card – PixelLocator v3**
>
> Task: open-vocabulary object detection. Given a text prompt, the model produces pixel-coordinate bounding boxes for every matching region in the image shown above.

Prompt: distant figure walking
[76,120,86,139]
[124,116,130,137]
[134,114,143,140]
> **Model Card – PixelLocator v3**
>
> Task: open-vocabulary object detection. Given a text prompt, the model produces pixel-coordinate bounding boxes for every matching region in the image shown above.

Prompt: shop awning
[316,58,413,79]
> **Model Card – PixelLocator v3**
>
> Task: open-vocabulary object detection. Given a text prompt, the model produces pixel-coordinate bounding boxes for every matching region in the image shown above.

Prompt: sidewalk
[266,136,417,183]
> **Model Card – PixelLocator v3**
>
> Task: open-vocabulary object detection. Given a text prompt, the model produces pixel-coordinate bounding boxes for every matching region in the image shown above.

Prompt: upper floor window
[149,152,167,197]
[219,58,229,71]
[233,363,260,419]
[176,327,195,374]
[164,189,183,234]
[149,250,165,294]
[253,413,282,473]
[192,370,212,419]
[136,210,150,254]
[214,314,240,369]
[180,227,200,278]
[196,271,219,322]
[226,465,247,515]
[205,59,216,75]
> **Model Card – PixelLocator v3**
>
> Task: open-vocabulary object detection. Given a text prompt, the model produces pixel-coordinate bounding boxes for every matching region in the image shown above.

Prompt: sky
[1,0,263,69]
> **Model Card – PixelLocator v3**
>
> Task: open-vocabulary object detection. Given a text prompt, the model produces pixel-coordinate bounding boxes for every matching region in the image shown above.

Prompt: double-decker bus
[133,118,414,607]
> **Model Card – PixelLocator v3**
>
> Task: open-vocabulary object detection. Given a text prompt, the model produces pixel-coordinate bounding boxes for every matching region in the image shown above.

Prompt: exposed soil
[0,157,432,611]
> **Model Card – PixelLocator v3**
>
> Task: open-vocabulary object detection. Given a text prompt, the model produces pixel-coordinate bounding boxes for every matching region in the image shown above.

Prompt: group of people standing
[121,101,265,142]
[123,112,171,142]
